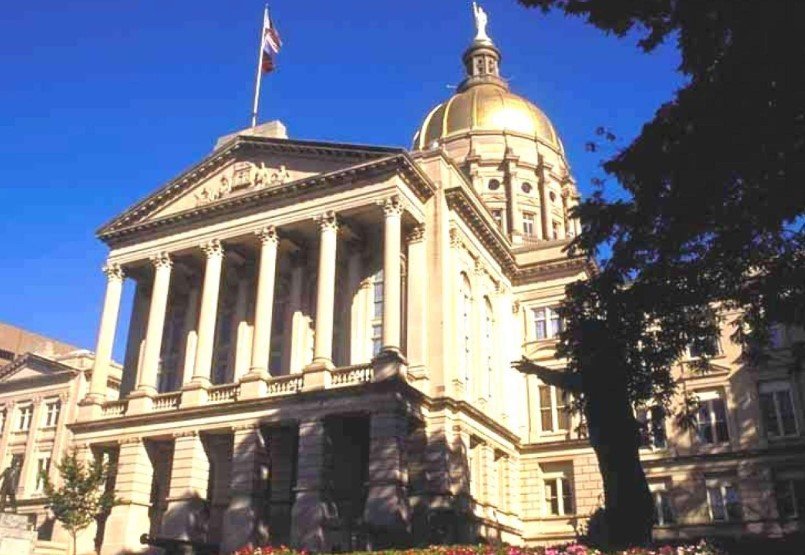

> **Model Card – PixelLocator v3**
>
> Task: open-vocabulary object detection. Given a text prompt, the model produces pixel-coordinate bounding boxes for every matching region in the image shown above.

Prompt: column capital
[200,239,225,259]
[379,195,404,217]
[314,210,339,232]
[150,251,173,269]
[406,224,426,244]
[255,225,279,245]
[102,262,125,281]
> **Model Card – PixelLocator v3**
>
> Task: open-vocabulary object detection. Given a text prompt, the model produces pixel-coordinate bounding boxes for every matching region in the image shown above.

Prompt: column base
[302,359,333,391]
[181,379,210,407]
[161,496,210,542]
[372,348,408,381]
[100,502,151,555]
[239,368,269,399]
[290,488,325,551]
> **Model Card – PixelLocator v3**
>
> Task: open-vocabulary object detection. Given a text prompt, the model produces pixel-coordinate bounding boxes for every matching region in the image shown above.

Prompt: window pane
[637,409,651,448]
[775,480,797,519]
[777,391,797,436]
[697,404,714,444]
[549,311,562,337]
[708,487,726,521]
[725,486,742,521]
[760,392,781,437]
[650,406,667,448]
[545,480,559,514]
[556,391,570,430]
[712,398,729,442]
[561,478,574,514]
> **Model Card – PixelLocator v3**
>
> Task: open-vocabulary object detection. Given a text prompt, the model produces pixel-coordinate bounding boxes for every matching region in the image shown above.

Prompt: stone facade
[6,10,805,555]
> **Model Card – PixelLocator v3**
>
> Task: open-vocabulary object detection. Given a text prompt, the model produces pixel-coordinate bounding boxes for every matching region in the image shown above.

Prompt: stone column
[305,212,338,389]
[405,225,427,376]
[85,263,125,406]
[244,227,279,391]
[290,418,326,551]
[162,431,210,541]
[221,425,270,553]
[133,252,173,404]
[190,239,225,389]
[287,258,307,374]
[363,410,410,548]
[539,180,552,240]
[380,197,404,355]
[101,438,154,555]
[180,285,201,385]
[232,273,254,382]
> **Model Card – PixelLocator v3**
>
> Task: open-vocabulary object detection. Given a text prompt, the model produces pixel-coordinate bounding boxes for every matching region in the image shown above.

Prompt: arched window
[483,297,494,399]
[459,273,472,385]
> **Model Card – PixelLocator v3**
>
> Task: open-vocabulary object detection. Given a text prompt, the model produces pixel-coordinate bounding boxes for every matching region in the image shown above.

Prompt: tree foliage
[42,451,116,554]
[515,0,804,547]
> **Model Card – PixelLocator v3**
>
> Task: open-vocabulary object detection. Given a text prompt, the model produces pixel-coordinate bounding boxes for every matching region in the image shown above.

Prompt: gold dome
[413,82,561,151]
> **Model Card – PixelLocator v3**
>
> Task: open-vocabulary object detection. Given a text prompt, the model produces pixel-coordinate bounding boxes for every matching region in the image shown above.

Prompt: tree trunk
[580,325,654,548]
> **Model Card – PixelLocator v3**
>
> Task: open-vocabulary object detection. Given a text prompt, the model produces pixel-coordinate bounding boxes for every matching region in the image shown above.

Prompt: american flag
[261,6,282,73]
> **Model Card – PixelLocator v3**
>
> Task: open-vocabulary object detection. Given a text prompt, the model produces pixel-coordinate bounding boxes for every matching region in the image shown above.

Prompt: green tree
[42,451,117,555]
[514,0,804,548]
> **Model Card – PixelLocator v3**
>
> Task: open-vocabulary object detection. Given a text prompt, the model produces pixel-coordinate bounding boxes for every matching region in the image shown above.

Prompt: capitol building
[1,7,803,555]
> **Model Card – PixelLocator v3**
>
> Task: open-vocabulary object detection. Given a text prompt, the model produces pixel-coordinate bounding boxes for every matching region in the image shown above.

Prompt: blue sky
[0,0,681,358]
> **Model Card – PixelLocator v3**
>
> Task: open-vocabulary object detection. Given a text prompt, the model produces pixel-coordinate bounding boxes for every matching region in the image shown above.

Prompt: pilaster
[363,410,411,547]
[221,425,270,553]
[101,438,153,555]
[405,225,427,378]
[290,418,326,551]
[161,431,210,541]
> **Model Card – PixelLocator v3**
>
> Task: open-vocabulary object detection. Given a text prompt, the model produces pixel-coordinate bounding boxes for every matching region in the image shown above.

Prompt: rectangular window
[695,391,730,444]
[688,335,722,358]
[373,271,384,320]
[495,451,508,510]
[539,385,571,433]
[774,474,805,519]
[637,405,668,449]
[759,381,798,438]
[707,481,742,522]
[543,471,574,516]
[371,324,383,357]
[17,405,33,431]
[531,307,562,340]
[552,220,561,239]
[522,212,536,237]
[44,401,61,428]
[649,482,675,525]
[36,456,51,492]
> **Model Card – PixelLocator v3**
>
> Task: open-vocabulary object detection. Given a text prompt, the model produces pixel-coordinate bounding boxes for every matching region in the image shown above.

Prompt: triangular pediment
[98,136,407,240]
[0,354,76,385]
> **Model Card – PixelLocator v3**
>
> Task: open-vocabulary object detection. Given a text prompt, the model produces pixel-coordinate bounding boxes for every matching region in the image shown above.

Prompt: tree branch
[513,358,583,392]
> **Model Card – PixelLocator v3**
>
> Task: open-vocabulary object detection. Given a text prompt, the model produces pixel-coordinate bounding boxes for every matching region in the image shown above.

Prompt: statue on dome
[472,2,490,42]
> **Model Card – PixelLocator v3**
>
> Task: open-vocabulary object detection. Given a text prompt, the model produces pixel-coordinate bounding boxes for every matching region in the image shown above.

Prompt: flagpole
[251,6,267,127]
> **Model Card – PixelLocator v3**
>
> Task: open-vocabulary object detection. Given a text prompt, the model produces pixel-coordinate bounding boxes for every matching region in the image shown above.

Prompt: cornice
[99,153,436,247]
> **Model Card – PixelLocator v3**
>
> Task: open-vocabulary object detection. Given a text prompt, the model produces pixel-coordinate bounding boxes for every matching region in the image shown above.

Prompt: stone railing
[330,364,374,387]
[208,383,240,403]
[266,374,304,396]
[152,392,181,411]
[101,399,127,417]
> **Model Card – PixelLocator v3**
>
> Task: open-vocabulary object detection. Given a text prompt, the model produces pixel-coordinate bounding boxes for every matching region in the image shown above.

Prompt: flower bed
[232,541,722,555]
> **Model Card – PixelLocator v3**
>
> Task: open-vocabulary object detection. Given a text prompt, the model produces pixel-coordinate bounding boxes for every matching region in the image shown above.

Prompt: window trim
[16,404,33,431]
[648,481,675,526]
[522,211,536,237]
[530,306,563,341]
[759,380,799,438]
[706,478,742,522]
[542,470,574,516]
[694,389,731,445]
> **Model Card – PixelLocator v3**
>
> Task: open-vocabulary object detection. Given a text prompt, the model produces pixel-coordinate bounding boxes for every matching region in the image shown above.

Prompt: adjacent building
[6,9,804,555]
[0,330,120,549]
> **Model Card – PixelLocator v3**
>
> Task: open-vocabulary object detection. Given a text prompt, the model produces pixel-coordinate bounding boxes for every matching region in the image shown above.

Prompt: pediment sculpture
[194,162,291,206]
